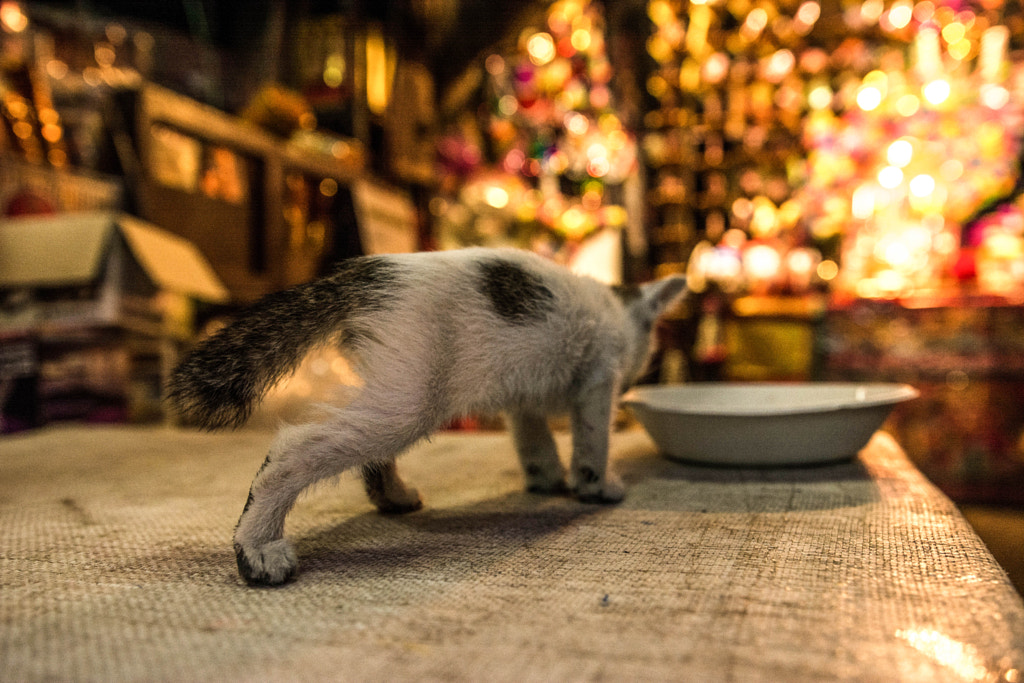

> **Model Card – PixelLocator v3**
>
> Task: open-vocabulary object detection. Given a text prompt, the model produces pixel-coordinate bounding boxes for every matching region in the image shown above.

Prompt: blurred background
[0,0,1021,590]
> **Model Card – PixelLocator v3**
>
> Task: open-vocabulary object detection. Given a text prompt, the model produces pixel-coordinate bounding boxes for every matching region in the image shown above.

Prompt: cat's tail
[166,256,399,429]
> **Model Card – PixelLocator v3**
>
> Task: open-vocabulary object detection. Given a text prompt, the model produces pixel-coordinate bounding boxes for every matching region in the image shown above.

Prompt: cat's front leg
[569,374,625,504]
[509,412,568,494]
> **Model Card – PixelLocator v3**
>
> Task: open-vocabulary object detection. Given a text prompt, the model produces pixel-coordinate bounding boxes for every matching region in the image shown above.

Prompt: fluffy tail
[166,256,398,429]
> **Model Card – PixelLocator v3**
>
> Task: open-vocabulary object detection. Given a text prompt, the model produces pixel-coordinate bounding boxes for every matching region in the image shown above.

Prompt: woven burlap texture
[2,426,1022,682]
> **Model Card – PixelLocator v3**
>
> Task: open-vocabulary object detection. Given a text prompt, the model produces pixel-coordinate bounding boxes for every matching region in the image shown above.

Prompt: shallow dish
[622,383,919,466]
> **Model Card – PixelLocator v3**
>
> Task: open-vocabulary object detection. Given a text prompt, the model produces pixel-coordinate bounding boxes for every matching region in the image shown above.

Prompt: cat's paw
[572,469,625,504]
[372,486,423,515]
[523,463,569,496]
[363,464,424,515]
[234,539,298,586]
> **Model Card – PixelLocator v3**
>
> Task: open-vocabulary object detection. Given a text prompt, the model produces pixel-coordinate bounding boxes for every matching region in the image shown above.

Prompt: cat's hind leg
[509,412,568,494]
[361,460,422,514]
[233,406,433,586]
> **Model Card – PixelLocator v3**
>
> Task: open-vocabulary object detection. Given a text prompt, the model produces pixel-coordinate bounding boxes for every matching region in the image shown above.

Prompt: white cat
[168,247,686,585]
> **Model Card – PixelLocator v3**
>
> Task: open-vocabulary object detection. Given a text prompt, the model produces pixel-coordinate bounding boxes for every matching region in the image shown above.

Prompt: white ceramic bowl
[622,383,919,466]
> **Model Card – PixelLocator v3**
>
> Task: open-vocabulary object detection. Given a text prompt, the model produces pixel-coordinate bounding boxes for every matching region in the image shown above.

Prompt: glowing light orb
[484,186,510,209]
[852,185,876,219]
[909,174,936,197]
[857,86,882,111]
[787,249,816,274]
[922,79,950,105]
[887,1,913,29]
[981,84,1010,110]
[0,2,29,32]
[878,166,904,189]
[527,32,556,65]
[744,244,782,279]
[817,260,839,281]
[744,8,768,33]
[796,1,821,26]
[808,84,832,110]
[887,139,913,167]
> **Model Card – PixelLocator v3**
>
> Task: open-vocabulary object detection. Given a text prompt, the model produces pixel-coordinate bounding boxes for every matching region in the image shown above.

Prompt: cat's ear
[640,275,687,313]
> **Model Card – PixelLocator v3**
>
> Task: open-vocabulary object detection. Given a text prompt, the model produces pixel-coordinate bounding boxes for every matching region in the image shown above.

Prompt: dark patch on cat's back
[478,259,555,324]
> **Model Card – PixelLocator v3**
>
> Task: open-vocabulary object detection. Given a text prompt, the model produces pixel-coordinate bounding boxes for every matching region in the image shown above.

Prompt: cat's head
[615,275,688,386]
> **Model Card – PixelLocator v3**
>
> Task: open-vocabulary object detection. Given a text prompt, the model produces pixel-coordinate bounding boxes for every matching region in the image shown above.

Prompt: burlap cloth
[1,425,1022,682]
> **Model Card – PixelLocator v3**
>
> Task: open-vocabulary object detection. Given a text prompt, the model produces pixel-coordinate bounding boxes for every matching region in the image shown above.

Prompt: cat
[167,247,686,585]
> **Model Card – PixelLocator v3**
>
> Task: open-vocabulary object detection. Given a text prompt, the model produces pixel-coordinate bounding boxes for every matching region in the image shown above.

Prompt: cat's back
[373,247,623,356]
[354,248,627,409]
[387,247,612,315]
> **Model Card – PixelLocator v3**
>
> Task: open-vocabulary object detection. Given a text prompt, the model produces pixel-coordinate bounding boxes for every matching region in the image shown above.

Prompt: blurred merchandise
[129,84,365,302]
[826,296,1024,504]
[431,0,637,280]
[643,0,1024,299]
[0,211,227,427]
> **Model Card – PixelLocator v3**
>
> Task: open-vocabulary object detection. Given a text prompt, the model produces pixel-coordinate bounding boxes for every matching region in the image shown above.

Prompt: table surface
[1,425,1022,682]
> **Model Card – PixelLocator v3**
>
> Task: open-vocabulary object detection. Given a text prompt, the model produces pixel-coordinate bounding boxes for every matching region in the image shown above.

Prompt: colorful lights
[852,185,877,220]
[794,1,821,33]
[0,1,27,32]
[860,0,885,24]
[687,232,827,295]
[878,166,904,189]
[887,1,914,29]
[887,140,914,168]
[364,28,391,116]
[322,52,344,89]
[808,84,833,110]
[744,244,783,280]
[858,86,883,111]
[980,84,1010,110]
[922,79,951,105]
[526,32,556,66]
[789,0,1024,298]
[909,174,936,198]
[483,186,510,209]
[437,0,634,258]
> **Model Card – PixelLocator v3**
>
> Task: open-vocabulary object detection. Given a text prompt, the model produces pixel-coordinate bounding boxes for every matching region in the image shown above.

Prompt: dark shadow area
[617,446,876,483]
[612,441,882,513]
[294,490,602,584]
[289,447,884,583]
